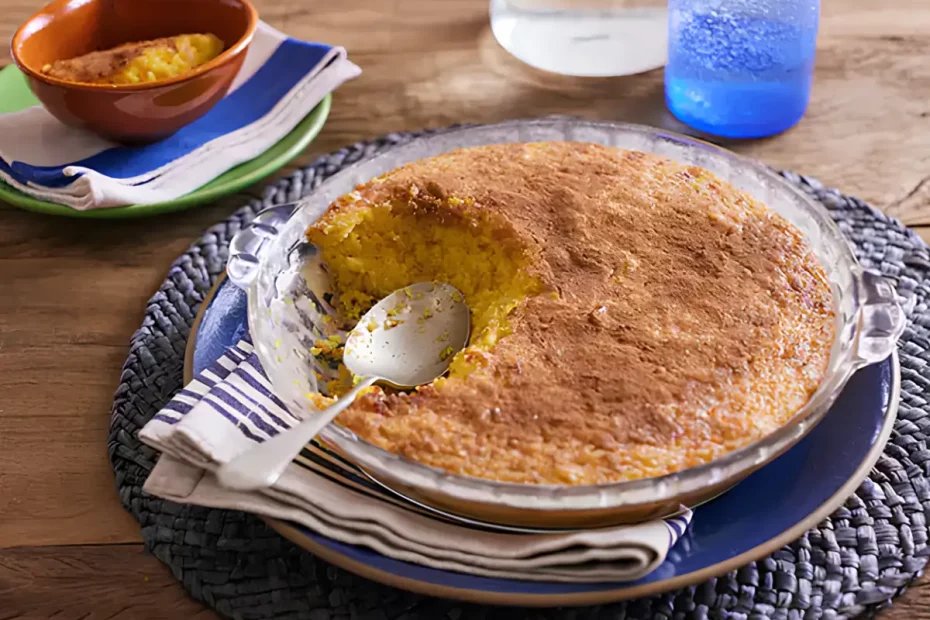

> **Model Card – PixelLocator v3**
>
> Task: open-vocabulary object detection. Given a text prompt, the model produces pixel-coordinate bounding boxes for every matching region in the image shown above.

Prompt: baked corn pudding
[306,142,835,486]
[41,34,224,85]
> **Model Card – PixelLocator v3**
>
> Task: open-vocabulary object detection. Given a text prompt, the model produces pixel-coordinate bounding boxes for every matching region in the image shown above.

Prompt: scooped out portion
[306,188,543,383]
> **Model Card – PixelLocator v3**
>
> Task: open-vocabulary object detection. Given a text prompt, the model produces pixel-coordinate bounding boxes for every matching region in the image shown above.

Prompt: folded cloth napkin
[140,339,692,583]
[0,23,360,210]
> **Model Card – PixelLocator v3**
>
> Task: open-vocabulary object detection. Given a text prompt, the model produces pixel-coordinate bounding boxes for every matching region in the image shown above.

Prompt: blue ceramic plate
[185,274,900,607]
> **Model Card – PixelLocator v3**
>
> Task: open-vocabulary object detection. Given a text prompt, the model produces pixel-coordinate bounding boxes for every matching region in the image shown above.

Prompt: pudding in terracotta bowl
[12,0,258,143]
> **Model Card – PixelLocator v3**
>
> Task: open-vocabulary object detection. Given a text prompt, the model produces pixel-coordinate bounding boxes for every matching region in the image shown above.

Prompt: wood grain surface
[1,0,929,618]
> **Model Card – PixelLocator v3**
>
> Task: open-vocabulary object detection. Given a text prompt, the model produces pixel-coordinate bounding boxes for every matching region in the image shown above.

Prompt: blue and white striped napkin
[0,23,360,210]
[139,338,693,583]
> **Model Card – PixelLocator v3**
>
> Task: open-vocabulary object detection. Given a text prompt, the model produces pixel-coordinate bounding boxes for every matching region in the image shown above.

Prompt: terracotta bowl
[11,0,259,143]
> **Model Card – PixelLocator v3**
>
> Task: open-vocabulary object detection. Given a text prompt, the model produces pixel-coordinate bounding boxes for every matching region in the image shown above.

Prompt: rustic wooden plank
[0,345,142,545]
[0,544,218,619]
[0,199,251,546]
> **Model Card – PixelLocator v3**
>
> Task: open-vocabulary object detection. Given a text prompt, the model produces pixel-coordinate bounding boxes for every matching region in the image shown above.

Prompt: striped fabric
[140,339,693,582]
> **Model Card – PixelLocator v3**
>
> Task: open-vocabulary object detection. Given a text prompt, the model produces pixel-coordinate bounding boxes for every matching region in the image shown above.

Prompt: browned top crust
[41,37,182,83]
[326,142,835,485]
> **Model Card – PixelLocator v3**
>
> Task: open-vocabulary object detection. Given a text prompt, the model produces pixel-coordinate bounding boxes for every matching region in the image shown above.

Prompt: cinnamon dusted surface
[326,142,835,485]
[41,34,222,85]
[42,38,179,83]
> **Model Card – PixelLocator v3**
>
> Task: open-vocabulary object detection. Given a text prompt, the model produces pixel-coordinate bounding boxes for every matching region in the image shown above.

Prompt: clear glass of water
[665,0,820,138]
[490,0,669,77]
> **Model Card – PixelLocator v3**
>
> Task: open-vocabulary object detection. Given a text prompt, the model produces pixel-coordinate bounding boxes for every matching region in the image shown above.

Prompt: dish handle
[853,269,910,367]
[227,202,300,290]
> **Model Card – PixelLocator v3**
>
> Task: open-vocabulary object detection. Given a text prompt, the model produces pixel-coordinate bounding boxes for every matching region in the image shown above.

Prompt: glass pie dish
[227,119,906,528]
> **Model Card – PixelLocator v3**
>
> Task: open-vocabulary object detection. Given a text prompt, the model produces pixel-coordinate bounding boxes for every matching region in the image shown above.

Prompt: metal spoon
[216,281,471,491]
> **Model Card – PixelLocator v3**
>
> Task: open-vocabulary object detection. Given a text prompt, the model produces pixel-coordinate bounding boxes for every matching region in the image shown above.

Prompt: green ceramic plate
[0,65,331,219]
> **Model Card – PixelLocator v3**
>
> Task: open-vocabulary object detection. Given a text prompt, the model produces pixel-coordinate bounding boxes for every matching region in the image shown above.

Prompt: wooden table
[1,0,929,617]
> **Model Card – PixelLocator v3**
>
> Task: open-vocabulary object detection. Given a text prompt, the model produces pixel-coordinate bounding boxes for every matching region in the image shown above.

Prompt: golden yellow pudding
[306,142,835,486]
[41,34,224,85]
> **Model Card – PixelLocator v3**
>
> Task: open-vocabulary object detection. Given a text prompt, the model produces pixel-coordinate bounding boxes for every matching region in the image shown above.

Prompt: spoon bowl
[345,282,471,388]
[216,281,470,491]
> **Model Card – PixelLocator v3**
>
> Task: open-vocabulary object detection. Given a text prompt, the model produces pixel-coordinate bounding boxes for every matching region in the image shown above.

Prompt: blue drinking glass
[665,0,820,139]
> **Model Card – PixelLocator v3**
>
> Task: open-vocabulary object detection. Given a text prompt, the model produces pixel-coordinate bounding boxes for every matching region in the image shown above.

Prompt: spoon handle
[215,376,378,491]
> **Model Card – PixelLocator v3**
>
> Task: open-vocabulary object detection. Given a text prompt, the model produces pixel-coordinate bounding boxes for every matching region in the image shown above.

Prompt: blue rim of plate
[185,273,900,607]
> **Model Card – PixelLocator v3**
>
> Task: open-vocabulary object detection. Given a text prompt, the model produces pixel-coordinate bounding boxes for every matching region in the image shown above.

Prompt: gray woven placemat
[109,127,930,620]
